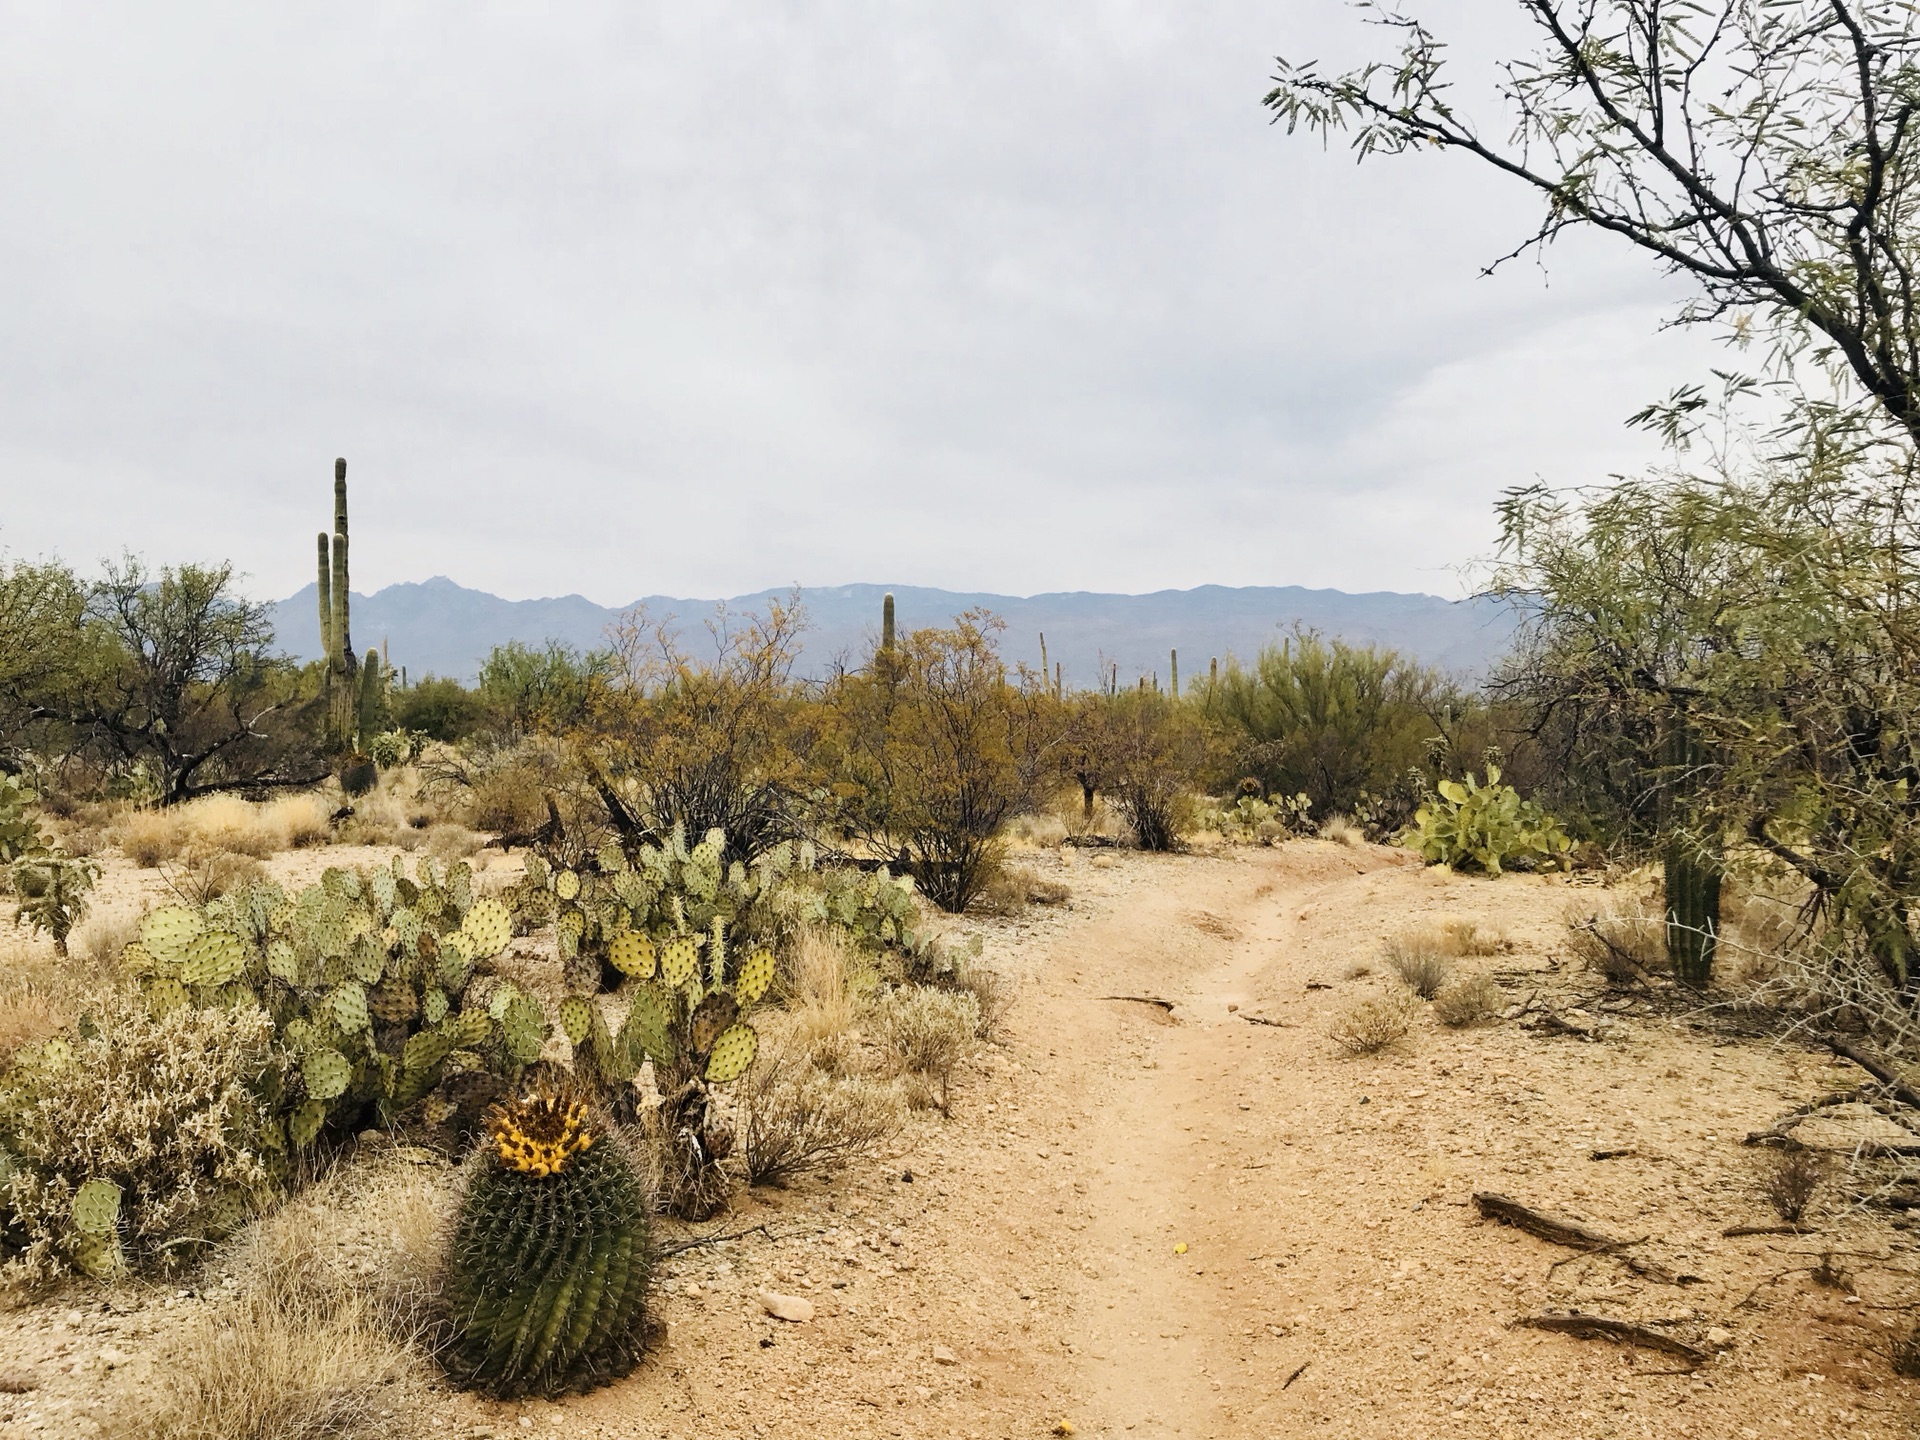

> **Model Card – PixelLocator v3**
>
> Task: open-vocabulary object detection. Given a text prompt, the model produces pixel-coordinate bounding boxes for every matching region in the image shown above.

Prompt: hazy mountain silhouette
[270,577,1521,686]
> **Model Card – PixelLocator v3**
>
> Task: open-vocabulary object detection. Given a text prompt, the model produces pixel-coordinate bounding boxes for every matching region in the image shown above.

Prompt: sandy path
[5,840,1913,1438]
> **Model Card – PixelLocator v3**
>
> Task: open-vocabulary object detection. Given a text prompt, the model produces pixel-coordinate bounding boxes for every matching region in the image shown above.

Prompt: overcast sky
[0,2,1720,606]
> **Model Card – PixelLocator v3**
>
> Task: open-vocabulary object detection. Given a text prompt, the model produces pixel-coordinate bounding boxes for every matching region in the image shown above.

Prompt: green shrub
[0,775,45,865]
[1406,764,1572,875]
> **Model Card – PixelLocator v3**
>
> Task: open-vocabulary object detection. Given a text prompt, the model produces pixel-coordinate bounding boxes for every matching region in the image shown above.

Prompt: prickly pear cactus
[126,858,547,1150]
[444,1089,652,1398]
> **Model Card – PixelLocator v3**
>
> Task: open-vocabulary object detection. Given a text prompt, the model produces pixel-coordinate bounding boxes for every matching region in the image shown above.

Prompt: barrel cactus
[443,1088,652,1398]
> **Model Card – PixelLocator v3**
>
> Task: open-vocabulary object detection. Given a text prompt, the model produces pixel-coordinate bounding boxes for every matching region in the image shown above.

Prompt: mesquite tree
[1267,1,1920,445]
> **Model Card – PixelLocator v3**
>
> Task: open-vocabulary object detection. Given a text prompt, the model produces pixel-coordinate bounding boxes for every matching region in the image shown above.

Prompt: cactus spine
[1660,716,1721,987]
[445,1089,652,1398]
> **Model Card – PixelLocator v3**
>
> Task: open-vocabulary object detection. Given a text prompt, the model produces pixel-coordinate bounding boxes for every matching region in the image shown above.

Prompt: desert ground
[0,836,1909,1439]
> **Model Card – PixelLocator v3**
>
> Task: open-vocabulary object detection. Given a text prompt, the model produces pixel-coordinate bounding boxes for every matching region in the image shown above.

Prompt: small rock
[757,1289,816,1323]
[888,1228,906,1246]
[96,1347,130,1368]
[0,1371,36,1394]
[932,1345,960,1365]
[1706,1326,1734,1348]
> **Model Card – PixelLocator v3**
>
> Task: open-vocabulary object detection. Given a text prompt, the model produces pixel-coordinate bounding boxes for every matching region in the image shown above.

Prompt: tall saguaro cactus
[1170,649,1179,698]
[317,458,364,750]
[881,592,896,652]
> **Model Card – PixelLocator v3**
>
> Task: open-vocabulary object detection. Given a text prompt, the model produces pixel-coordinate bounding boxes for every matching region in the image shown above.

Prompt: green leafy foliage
[0,775,45,864]
[1407,764,1571,876]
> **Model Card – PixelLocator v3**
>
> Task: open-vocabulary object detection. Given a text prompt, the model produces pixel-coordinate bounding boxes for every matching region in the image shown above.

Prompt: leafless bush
[1568,899,1668,983]
[162,846,269,906]
[738,1046,903,1187]
[1762,1148,1827,1224]
[1327,991,1416,1056]
[1431,972,1503,1027]
[1383,933,1453,999]
[974,863,1071,916]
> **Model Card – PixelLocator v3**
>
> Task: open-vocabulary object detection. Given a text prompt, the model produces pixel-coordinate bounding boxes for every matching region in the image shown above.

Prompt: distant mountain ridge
[268,577,1522,686]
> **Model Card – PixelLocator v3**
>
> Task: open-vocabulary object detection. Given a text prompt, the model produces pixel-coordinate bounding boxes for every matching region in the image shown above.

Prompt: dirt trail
[4,840,1911,1439]
[480,840,1913,1438]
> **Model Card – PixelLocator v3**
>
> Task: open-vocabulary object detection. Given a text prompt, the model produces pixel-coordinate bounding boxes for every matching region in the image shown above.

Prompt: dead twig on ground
[656,1221,778,1259]
[1590,1146,1636,1161]
[1102,995,1176,1014]
[1723,1223,1817,1238]
[1474,1191,1694,1285]
[1824,1036,1920,1113]
[1239,1013,1293,1028]
[1511,1313,1709,1364]
[1281,1360,1309,1389]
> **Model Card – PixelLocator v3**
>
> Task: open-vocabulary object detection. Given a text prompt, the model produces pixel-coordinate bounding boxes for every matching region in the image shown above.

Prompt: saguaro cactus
[1660,717,1721,987]
[1170,649,1179,698]
[317,458,363,748]
[881,592,896,652]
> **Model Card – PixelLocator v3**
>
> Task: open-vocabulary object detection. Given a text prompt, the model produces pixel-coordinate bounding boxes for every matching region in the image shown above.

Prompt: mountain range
[268,578,1523,687]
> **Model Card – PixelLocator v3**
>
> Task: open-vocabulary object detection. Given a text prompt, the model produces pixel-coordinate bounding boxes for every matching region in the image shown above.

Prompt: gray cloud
[0,2,1720,607]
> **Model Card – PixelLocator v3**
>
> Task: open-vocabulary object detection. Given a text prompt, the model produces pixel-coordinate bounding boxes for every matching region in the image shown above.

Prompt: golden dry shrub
[1382,931,1453,998]
[1327,990,1417,1056]
[114,807,186,867]
[0,995,281,1285]
[1319,815,1365,848]
[119,1153,450,1440]
[1431,971,1503,1027]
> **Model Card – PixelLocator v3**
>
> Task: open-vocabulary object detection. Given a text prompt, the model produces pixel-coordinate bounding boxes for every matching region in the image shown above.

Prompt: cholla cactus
[444,1087,651,1398]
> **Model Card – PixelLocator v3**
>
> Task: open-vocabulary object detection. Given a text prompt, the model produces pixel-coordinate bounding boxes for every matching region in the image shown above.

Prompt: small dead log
[1474,1191,1695,1286]
[1102,995,1176,1013]
[1474,1192,1638,1252]
[1722,1223,1816,1238]
[1512,1313,1709,1365]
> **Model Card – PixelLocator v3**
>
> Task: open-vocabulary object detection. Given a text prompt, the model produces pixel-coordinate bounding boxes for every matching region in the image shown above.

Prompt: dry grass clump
[783,925,872,1071]
[112,793,333,867]
[872,984,980,1114]
[1435,917,1504,956]
[0,994,281,1285]
[72,908,141,970]
[974,863,1072,916]
[738,1043,903,1187]
[1009,812,1069,849]
[116,1154,449,1440]
[424,822,482,861]
[1319,815,1365,848]
[1383,932,1454,999]
[1431,972,1503,1027]
[162,847,270,906]
[1327,991,1417,1056]
[1568,897,1668,982]
[1762,1148,1827,1224]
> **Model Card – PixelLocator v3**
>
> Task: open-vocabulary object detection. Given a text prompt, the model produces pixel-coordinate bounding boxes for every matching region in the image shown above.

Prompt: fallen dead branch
[1824,1036,1920,1113]
[1102,995,1175,1012]
[1281,1360,1309,1389]
[1723,1223,1817,1238]
[1239,1013,1293,1028]
[1473,1191,1694,1285]
[1511,1313,1709,1365]
[1589,1146,1636,1161]
[1474,1192,1641,1252]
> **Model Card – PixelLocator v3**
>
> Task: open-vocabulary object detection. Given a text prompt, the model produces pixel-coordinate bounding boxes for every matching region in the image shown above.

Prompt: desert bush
[1327,991,1417,1056]
[1436,917,1503,956]
[1382,932,1453,999]
[738,1045,903,1187]
[1407,763,1572,874]
[0,994,283,1283]
[116,806,186,867]
[872,984,980,1114]
[391,674,485,743]
[1431,972,1503,1027]
[424,822,482,861]
[1568,900,1668,982]
[1762,1148,1826,1225]
[975,863,1072,915]
[823,611,1056,912]
[783,925,870,1071]
[161,846,269,906]
[1208,629,1464,816]
[0,774,45,864]
[1087,689,1216,852]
